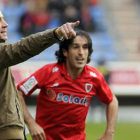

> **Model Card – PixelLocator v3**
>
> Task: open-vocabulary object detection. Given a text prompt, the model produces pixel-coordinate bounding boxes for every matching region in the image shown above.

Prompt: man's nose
[79,47,84,55]
[3,20,8,28]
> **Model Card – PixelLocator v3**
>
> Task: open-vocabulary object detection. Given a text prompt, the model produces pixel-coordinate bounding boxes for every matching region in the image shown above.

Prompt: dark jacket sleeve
[0,29,58,69]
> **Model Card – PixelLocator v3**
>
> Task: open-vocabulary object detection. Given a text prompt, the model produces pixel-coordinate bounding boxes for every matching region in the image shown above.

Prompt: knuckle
[32,133,36,137]
[66,22,70,26]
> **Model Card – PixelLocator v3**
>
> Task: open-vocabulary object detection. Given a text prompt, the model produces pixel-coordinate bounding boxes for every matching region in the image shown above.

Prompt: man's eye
[83,46,88,49]
[73,46,78,49]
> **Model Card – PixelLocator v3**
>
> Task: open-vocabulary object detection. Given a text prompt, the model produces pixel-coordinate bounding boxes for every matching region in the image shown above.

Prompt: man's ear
[62,48,67,57]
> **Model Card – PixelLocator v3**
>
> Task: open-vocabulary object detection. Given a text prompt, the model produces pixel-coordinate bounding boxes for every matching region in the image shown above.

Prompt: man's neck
[65,63,84,80]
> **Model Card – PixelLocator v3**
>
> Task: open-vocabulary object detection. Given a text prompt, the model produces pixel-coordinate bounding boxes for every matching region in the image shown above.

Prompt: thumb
[71,21,80,29]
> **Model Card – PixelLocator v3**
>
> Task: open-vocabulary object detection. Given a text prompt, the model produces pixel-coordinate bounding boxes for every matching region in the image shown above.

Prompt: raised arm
[0,21,80,69]
[98,94,118,140]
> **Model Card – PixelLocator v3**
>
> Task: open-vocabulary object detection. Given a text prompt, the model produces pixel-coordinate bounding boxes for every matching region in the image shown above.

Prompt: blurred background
[1,0,140,139]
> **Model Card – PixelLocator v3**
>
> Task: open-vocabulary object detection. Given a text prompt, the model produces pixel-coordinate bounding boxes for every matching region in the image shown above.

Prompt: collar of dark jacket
[0,39,5,43]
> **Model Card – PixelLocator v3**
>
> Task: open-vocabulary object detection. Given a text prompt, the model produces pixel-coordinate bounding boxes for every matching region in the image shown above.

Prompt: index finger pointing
[71,21,80,29]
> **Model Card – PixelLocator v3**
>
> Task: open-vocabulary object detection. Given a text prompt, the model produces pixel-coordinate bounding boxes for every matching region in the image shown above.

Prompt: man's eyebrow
[72,43,88,46]
[72,43,78,45]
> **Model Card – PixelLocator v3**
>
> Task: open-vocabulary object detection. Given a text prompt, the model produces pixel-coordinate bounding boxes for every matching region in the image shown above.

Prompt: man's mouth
[76,58,84,62]
[1,32,6,34]
[1,31,6,33]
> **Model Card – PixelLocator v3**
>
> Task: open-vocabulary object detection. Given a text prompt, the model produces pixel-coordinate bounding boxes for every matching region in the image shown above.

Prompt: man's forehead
[73,35,88,43]
[0,11,4,18]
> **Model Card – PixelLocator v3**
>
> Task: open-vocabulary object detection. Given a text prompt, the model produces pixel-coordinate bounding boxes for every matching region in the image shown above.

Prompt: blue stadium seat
[47,18,62,29]
[6,32,23,43]
[89,6,107,32]
[89,33,118,61]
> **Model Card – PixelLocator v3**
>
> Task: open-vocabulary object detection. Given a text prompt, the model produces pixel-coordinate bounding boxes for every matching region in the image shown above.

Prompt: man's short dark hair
[55,30,93,64]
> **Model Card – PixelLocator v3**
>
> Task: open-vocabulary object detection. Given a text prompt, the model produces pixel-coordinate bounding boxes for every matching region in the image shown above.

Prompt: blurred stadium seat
[1,0,119,62]
[89,5,107,32]
[100,0,140,61]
